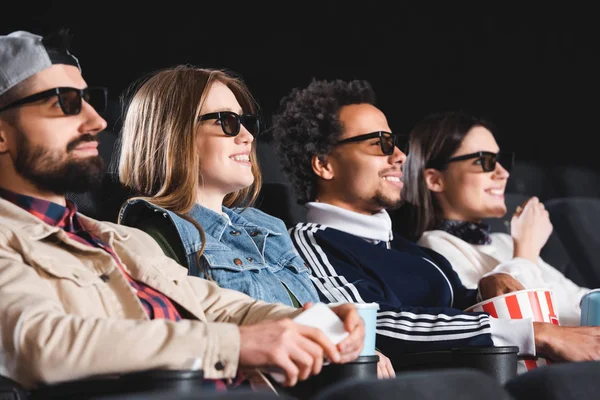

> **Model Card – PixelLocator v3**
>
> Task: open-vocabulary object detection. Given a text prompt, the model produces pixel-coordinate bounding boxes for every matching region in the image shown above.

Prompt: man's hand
[534,323,600,362]
[328,303,366,363]
[478,273,525,300]
[239,318,340,387]
[375,350,395,379]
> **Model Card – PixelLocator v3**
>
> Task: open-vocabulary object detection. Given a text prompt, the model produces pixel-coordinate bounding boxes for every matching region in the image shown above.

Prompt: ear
[0,119,11,154]
[424,168,445,193]
[311,154,335,180]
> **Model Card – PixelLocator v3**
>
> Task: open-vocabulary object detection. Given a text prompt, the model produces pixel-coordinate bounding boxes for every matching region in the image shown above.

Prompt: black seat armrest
[0,374,29,400]
[393,346,519,385]
[30,369,204,400]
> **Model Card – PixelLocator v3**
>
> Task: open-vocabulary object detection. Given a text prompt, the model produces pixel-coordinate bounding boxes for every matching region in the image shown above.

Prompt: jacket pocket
[275,250,310,274]
[29,255,103,287]
[201,247,267,273]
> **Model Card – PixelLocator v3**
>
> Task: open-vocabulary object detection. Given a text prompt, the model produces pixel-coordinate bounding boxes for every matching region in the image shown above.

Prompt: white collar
[305,202,393,243]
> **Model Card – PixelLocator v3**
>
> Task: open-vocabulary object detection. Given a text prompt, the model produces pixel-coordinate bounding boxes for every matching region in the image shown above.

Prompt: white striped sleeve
[289,223,505,351]
[290,223,365,303]
[375,309,492,342]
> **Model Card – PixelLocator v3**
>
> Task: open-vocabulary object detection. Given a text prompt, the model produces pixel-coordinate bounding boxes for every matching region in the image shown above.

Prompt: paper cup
[466,288,559,374]
[328,302,380,356]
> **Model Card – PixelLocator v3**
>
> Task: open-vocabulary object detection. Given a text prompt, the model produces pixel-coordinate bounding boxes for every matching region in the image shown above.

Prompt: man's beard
[372,189,403,211]
[14,133,104,195]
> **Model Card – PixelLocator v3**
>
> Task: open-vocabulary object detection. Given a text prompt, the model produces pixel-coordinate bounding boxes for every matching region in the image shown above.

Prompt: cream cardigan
[418,230,590,326]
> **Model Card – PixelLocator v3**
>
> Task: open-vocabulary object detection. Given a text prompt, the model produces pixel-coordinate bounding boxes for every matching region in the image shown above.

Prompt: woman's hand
[511,196,553,263]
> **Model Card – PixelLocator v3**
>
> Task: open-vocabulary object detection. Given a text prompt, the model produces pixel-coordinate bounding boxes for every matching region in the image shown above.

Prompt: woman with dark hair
[403,111,590,326]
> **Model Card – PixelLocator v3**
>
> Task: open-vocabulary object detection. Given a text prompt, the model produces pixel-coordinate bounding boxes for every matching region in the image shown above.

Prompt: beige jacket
[0,198,300,388]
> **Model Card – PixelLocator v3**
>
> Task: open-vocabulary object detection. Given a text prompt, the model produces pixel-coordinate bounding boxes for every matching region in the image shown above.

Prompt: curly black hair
[271,79,376,204]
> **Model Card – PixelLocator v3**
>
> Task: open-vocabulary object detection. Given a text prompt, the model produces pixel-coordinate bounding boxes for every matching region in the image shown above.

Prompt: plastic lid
[327,302,380,309]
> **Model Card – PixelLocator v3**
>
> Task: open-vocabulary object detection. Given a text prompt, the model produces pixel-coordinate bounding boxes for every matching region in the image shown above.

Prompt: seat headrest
[67,173,135,223]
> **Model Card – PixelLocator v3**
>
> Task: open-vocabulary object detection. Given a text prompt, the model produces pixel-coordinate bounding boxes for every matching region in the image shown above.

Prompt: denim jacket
[120,199,319,307]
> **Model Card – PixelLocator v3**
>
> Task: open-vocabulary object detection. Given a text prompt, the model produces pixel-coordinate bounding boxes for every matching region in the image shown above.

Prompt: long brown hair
[402,111,494,241]
[117,66,262,274]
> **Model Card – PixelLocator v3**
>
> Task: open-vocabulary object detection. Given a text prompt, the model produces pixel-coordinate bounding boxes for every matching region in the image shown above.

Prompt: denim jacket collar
[118,198,318,306]
[188,204,281,241]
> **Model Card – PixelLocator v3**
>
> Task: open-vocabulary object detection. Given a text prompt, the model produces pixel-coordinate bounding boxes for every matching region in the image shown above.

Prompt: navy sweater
[289,222,494,362]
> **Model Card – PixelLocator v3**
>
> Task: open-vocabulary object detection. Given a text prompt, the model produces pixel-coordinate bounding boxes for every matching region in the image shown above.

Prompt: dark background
[5,2,599,168]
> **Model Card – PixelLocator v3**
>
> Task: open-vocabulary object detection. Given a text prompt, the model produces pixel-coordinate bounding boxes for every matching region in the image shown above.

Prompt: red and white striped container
[466,288,559,374]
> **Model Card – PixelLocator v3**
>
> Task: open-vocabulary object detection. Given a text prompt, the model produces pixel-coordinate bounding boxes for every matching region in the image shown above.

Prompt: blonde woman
[117,66,319,308]
[116,66,395,378]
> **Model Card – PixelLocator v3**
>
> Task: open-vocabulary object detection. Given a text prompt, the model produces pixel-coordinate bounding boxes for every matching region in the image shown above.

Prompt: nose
[235,124,254,145]
[79,100,107,136]
[389,145,407,165]
[494,161,510,179]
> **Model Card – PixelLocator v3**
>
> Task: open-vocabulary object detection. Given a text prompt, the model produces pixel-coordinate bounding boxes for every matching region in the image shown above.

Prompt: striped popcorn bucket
[466,288,559,374]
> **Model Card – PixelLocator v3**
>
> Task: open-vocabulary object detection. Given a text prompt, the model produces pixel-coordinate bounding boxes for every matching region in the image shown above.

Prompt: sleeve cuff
[202,322,240,379]
[480,271,514,281]
[479,258,542,287]
[488,317,535,356]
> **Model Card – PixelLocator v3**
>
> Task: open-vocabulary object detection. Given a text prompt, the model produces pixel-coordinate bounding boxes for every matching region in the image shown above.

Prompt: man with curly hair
[271,78,600,368]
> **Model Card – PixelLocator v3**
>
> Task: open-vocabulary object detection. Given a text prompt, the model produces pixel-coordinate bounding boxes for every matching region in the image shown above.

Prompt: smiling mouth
[230,154,250,162]
[382,176,402,183]
[486,189,504,196]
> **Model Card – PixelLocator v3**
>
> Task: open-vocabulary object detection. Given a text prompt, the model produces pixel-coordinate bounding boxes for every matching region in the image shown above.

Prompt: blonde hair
[117,65,262,275]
